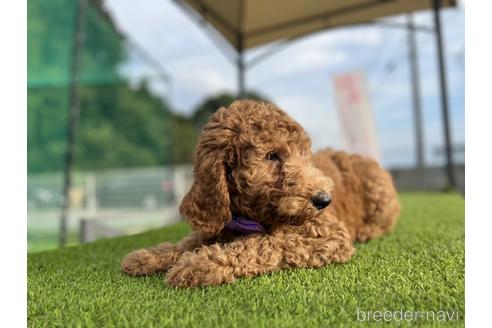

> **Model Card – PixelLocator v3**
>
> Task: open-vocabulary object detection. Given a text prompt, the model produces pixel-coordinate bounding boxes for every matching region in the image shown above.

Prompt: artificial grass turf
[28,192,464,327]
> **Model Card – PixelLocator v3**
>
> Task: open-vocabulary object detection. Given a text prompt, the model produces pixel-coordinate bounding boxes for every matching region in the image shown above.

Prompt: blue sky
[105,0,465,168]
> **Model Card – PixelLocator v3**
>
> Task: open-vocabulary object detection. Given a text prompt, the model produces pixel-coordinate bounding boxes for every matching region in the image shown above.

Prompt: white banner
[332,70,380,161]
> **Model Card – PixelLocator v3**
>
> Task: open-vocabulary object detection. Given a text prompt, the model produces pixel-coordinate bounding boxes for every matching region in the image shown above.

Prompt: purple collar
[224,216,266,234]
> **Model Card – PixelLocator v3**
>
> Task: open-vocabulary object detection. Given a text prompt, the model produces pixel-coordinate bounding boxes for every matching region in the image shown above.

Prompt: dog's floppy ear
[179,107,235,236]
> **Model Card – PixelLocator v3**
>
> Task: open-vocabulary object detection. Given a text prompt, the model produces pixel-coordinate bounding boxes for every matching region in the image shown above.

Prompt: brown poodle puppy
[121,100,400,287]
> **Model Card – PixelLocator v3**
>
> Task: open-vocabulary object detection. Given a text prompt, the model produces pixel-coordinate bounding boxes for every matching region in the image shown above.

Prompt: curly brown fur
[121,100,400,287]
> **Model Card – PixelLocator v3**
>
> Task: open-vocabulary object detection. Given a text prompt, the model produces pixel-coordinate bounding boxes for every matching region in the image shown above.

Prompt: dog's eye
[265,152,280,161]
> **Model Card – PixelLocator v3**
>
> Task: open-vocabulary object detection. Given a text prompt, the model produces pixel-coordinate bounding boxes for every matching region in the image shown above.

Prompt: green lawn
[28,193,464,327]
[28,231,79,253]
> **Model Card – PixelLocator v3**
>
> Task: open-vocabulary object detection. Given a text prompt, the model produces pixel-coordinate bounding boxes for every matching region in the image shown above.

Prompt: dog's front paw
[121,249,160,276]
[121,243,180,276]
[165,254,235,288]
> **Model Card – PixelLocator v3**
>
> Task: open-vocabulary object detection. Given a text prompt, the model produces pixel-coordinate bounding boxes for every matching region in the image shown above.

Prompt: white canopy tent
[177,0,454,49]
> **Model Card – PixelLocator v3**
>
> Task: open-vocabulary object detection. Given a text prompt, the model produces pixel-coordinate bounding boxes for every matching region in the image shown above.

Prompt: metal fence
[28,165,193,249]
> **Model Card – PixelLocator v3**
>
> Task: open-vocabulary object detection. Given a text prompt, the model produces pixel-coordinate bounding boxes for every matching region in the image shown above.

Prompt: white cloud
[175,68,233,94]
[323,27,384,47]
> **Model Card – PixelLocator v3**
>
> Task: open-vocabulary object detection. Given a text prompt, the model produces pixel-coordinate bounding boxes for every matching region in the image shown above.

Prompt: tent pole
[238,51,245,98]
[59,0,87,246]
[406,14,425,170]
[237,33,245,98]
[431,0,455,189]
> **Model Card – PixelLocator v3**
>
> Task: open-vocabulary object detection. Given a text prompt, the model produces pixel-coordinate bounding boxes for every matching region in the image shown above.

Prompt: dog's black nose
[310,191,331,210]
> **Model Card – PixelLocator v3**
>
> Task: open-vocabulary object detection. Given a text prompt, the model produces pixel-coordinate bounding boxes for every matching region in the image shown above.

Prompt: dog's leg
[121,233,207,276]
[165,215,354,287]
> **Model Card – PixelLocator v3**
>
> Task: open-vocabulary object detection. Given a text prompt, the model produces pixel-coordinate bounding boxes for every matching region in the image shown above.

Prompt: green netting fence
[28,0,194,174]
